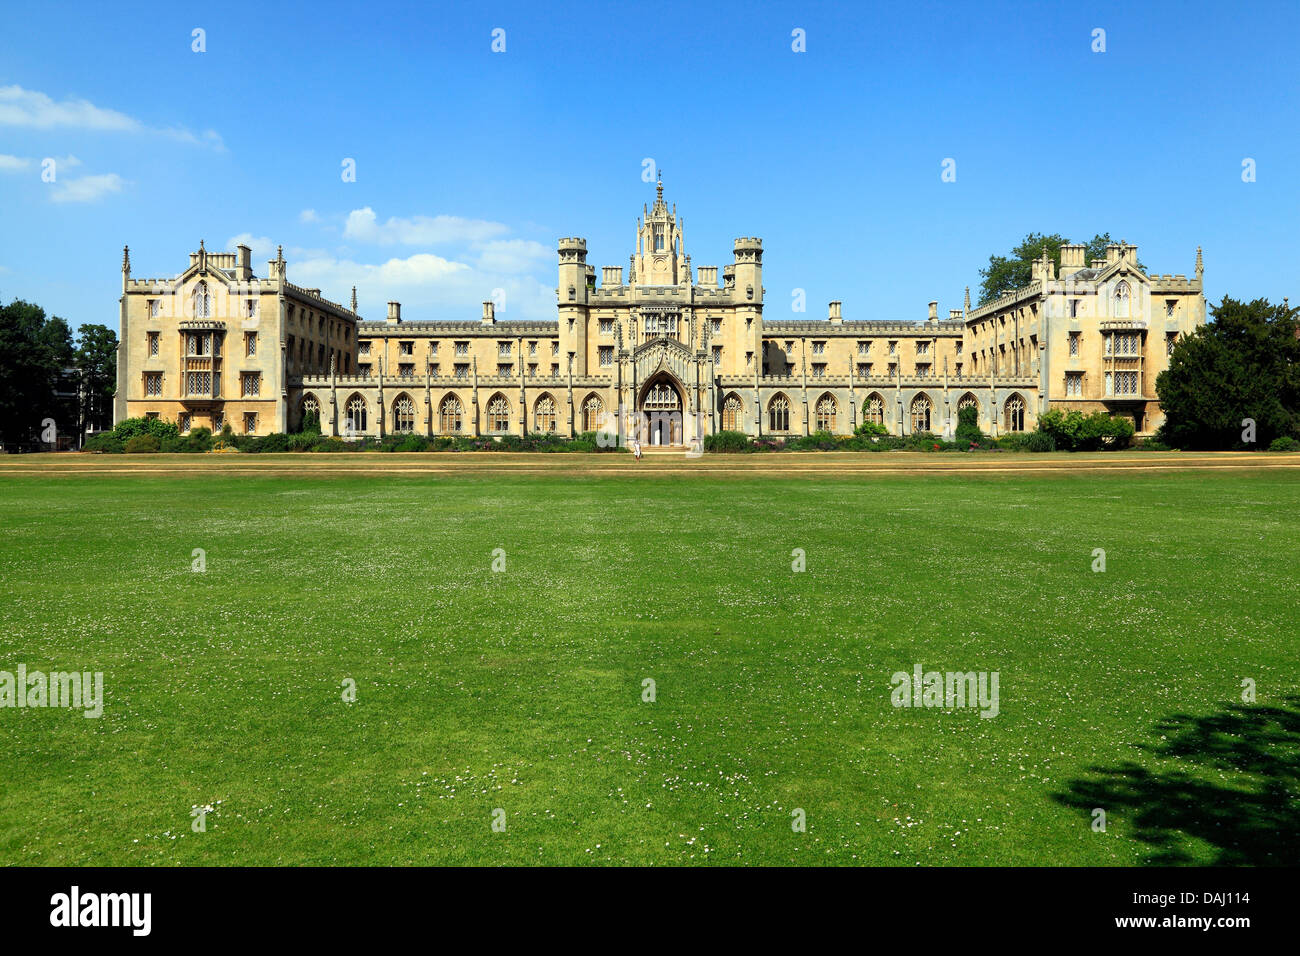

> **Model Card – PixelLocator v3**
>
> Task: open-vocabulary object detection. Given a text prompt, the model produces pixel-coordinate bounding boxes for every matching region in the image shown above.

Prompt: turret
[558,237,589,374]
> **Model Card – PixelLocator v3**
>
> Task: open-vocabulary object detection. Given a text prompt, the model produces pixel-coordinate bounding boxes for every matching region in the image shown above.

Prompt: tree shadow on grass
[1054,696,1300,865]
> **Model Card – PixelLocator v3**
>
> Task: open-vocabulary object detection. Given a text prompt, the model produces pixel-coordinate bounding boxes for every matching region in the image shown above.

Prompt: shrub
[393,434,429,452]
[1025,431,1056,453]
[1269,435,1300,451]
[83,432,124,453]
[1132,437,1173,451]
[704,430,750,453]
[954,405,984,446]
[299,410,321,435]
[853,420,889,439]
[998,433,1032,452]
[258,433,291,453]
[123,434,160,454]
[1037,409,1134,451]
[114,417,179,442]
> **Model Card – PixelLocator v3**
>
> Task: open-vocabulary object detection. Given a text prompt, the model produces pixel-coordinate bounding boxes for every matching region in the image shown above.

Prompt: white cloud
[49,173,125,203]
[0,85,222,148]
[288,252,555,321]
[472,238,551,274]
[343,207,510,245]
[299,208,320,224]
[225,234,277,260]
[0,154,31,172]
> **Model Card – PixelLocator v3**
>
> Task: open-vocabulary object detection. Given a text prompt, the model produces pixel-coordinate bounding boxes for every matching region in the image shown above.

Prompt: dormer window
[1113,281,1131,318]
[192,281,212,319]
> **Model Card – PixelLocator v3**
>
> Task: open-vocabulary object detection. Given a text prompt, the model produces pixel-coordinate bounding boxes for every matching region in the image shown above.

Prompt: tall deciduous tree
[977,232,1141,305]
[0,299,70,446]
[1155,297,1300,449]
[76,323,118,433]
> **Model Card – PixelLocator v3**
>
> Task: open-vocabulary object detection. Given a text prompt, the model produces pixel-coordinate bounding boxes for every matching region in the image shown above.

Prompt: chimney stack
[828,300,843,323]
[927,300,938,321]
[482,301,495,323]
[386,301,401,324]
[236,243,252,280]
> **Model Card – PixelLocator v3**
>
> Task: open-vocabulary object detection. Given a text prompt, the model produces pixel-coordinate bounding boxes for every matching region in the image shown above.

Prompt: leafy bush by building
[1269,436,1300,451]
[123,434,160,454]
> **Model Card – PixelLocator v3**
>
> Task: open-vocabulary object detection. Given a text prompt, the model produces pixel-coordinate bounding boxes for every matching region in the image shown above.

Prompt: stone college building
[114,178,1206,445]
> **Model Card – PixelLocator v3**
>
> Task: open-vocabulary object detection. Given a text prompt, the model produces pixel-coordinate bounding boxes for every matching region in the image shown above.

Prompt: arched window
[392,395,415,434]
[1004,394,1026,432]
[345,394,367,435]
[910,394,932,433]
[487,394,510,433]
[1113,280,1131,318]
[721,393,743,431]
[301,395,319,417]
[534,394,556,433]
[582,394,604,432]
[768,394,790,431]
[439,394,463,433]
[192,281,212,319]
[864,393,885,425]
[642,382,679,411]
[957,393,978,412]
[815,394,837,432]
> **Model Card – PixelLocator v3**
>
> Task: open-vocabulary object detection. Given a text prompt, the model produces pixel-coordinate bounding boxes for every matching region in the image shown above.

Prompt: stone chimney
[481,301,495,323]
[1059,243,1085,278]
[1105,243,1122,265]
[927,301,938,321]
[828,301,843,323]
[235,243,252,280]
[697,265,718,287]
[386,301,401,324]
[601,266,623,287]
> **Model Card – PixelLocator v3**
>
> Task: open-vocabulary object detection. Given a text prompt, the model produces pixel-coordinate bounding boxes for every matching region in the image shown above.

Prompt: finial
[656,168,663,201]
[277,244,284,262]
[964,285,971,312]
[1195,246,1203,274]
[351,286,358,312]
[199,239,205,251]
[122,245,131,274]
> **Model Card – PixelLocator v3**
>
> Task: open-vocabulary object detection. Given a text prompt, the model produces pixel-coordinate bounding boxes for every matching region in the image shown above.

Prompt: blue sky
[2,0,1297,330]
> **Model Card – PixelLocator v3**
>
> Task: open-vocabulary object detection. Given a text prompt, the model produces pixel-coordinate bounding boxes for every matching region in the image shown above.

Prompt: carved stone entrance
[639,375,683,446]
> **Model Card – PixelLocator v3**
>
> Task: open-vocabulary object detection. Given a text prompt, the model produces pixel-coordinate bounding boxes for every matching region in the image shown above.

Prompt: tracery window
[1004,395,1026,432]
[487,394,510,433]
[535,395,556,433]
[865,394,885,425]
[393,396,415,434]
[345,395,367,434]
[910,394,932,432]
[439,395,463,433]
[582,395,604,432]
[722,394,743,432]
[815,394,837,432]
[768,394,790,431]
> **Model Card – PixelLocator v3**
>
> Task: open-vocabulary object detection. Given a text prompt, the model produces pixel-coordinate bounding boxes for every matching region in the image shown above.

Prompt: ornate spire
[276,244,284,263]
[121,245,131,275]
[350,286,358,312]
[964,285,971,314]
[1195,246,1203,277]
[656,168,663,202]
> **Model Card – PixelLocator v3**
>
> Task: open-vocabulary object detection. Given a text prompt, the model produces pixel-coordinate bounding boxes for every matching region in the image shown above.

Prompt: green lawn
[1,459,1296,865]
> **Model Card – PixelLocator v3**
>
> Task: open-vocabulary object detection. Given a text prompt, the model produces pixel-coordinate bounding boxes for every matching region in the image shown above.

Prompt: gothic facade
[115,179,1206,445]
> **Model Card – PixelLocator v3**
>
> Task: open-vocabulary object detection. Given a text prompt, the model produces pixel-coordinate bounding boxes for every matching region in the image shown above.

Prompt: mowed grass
[0,455,1296,866]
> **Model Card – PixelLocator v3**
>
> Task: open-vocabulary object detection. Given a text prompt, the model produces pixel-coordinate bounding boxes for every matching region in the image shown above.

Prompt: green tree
[1155,297,1300,449]
[978,232,1143,305]
[0,299,70,446]
[76,324,118,434]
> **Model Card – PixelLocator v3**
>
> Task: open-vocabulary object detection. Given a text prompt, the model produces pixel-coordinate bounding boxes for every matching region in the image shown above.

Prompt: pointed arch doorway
[638,374,684,446]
